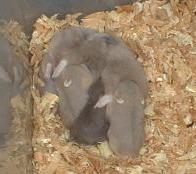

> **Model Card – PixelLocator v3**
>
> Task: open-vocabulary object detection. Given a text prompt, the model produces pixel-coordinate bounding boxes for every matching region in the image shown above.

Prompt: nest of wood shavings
[0,21,33,174]
[30,0,196,173]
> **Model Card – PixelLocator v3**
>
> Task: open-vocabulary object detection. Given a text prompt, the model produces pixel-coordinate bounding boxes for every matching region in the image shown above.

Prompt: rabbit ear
[94,94,113,108]
[44,63,52,79]
[52,59,68,79]
[0,65,12,83]
[12,66,20,82]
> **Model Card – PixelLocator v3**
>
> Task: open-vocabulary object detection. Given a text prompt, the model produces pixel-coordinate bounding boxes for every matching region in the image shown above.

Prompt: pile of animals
[41,27,148,158]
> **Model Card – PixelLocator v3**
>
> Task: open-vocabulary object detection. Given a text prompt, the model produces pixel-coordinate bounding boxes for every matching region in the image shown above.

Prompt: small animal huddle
[41,27,148,158]
[0,35,26,146]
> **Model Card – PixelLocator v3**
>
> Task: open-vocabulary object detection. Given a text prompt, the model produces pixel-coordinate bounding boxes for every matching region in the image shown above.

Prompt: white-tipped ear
[44,63,52,79]
[13,66,20,82]
[52,59,68,79]
[94,94,113,108]
[0,66,12,83]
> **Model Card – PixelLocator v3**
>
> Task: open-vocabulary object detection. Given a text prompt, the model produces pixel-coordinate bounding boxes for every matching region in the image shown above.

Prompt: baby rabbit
[41,27,106,128]
[0,35,25,146]
[85,32,148,108]
[106,80,145,158]
[54,64,94,128]
[70,77,109,145]
[41,27,96,79]
[41,27,110,82]
[43,57,109,143]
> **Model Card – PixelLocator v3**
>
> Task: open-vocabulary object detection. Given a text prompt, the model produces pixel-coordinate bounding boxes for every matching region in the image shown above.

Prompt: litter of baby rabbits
[0,0,195,173]
[39,26,147,153]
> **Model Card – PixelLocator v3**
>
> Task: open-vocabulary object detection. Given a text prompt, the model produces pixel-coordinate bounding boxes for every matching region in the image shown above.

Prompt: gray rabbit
[0,35,25,146]
[70,77,109,145]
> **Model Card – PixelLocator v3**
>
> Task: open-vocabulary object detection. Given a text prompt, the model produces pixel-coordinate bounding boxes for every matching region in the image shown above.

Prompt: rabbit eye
[64,78,72,88]
[115,97,124,104]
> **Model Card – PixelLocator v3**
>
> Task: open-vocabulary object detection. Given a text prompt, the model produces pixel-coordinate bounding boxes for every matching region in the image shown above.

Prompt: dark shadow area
[0,0,136,33]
